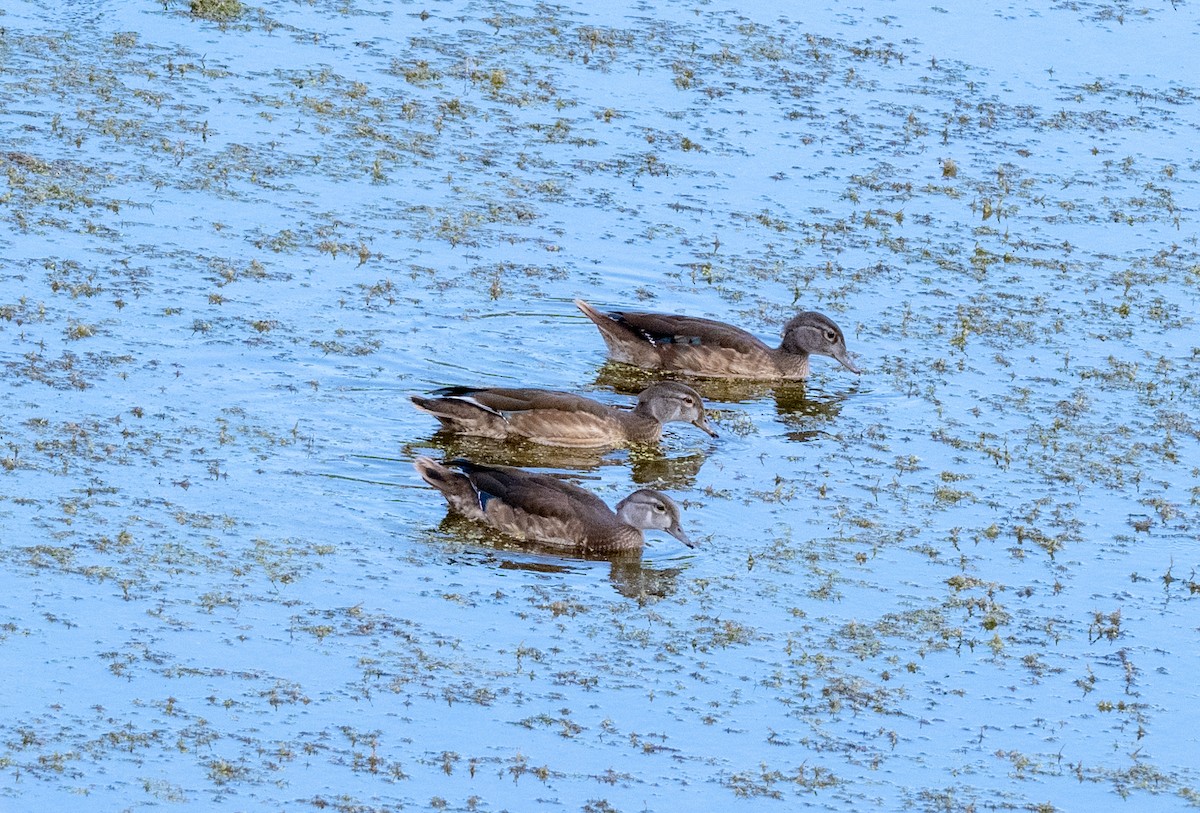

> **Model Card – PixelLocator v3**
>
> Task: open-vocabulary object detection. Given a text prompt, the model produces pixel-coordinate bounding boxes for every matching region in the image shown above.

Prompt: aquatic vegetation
[188,0,244,23]
[0,0,1198,811]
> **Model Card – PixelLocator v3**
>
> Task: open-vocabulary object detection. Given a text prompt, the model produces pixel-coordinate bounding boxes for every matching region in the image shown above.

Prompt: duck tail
[413,453,466,494]
[415,457,495,519]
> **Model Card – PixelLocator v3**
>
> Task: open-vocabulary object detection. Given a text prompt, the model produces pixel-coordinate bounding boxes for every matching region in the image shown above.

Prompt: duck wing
[576,299,771,353]
[607,311,772,353]
[431,387,614,421]
[455,460,612,519]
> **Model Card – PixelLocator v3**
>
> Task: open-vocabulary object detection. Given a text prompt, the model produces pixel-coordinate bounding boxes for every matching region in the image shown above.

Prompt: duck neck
[771,348,811,378]
[622,405,665,442]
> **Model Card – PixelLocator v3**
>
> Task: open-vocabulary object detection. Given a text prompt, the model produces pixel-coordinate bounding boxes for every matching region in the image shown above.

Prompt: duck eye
[824,329,837,342]
[653,503,665,512]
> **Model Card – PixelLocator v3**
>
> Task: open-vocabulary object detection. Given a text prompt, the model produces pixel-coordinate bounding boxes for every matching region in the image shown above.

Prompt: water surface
[1,0,1198,810]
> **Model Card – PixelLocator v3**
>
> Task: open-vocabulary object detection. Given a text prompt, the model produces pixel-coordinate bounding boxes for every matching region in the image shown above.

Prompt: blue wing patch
[475,488,497,512]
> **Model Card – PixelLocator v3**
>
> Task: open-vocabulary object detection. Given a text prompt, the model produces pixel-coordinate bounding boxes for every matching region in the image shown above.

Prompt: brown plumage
[411,381,717,447]
[413,457,694,554]
[575,298,861,380]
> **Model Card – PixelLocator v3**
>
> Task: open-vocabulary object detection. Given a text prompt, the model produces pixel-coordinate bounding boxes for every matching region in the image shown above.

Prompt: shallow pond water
[2,0,1199,810]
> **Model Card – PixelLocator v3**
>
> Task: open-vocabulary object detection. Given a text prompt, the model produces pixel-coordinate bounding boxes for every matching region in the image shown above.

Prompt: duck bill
[668,524,696,548]
[693,416,719,438]
[833,348,861,375]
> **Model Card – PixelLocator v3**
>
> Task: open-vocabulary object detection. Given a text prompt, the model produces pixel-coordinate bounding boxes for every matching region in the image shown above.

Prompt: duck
[413,457,694,553]
[575,298,861,380]
[411,381,718,447]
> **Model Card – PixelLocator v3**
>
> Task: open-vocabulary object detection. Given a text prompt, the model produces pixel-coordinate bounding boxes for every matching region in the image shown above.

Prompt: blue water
[1,0,1198,810]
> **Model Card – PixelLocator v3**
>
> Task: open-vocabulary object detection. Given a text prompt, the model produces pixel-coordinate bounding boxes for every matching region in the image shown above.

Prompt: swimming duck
[413,456,694,553]
[411,381,717,447]
[575,298,860,379]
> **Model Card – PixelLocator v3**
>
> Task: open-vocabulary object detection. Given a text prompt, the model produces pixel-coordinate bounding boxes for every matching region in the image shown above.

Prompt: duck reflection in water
[497,546,689,603]
[413,427,711,489]
[592,362,853,442]
[769,383,851,442]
